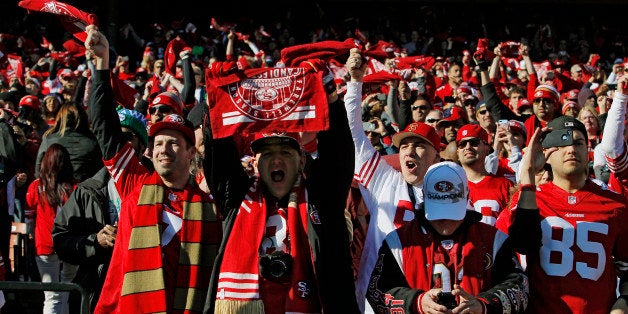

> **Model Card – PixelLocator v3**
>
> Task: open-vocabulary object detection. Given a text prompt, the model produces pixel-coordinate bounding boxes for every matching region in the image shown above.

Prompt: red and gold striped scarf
[215,176,320,313]
[119,172,220,313]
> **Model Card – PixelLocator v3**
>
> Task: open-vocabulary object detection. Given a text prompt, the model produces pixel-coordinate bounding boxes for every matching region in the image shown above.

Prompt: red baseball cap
[147,114,195,144]
[392,122,441,152]
[456,123,488,144]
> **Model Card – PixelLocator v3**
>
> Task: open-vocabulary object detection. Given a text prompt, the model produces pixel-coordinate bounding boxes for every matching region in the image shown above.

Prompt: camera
[541,129,573,148]
[436,291,457,309]
[259,251,293,284]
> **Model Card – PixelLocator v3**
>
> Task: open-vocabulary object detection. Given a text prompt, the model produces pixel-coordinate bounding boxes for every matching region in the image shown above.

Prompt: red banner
[18,0,98,42]
[208,67,329,139]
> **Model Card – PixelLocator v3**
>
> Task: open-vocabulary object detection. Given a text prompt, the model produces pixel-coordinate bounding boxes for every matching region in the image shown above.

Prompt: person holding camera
[366,161,528,314]
[201,55,358,313]
[496,113,628,313]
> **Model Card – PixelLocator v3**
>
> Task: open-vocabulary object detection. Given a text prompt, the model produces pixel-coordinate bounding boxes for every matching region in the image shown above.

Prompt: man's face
[398,137,440,186]
[509,92,524,108]
[25,80,40,96]
[365,131,382,146]
[411,99,430,122]
[476,106,495,132]
[425,111,443,132]
[152,129,195,183]
[254,144,304,199]
[440,120,463,143]
[448,64,462,85]
[532,98,555,122]
[457,137,489,167]
[149,104,174,123]
[546,130,588,179]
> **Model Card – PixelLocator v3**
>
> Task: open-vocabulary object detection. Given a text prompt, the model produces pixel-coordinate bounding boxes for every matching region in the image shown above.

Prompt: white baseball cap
[423,161,469,221]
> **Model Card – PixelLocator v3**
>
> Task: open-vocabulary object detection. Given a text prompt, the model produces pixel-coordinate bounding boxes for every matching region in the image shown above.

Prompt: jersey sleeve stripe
[357,152,381,187]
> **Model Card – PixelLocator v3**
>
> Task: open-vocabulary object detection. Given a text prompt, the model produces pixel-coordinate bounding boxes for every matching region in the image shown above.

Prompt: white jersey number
[540,217,608,280]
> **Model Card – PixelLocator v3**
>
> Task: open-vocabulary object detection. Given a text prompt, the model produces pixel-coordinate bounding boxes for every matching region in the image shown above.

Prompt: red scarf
[118,173,219,313]
[215,177,320,313]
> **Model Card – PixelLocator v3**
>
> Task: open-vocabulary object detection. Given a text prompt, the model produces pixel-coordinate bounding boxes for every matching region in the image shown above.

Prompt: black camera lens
[260,251,293,283]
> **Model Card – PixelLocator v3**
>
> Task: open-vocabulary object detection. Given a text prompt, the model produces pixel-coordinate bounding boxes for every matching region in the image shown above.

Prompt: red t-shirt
[468,174,514,226]
[497,181,628,313]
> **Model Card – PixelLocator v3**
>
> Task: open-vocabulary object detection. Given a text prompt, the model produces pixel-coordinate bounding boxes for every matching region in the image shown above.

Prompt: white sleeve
[484,150,498,175]
[599,93,628,159]
[345,82,378,175]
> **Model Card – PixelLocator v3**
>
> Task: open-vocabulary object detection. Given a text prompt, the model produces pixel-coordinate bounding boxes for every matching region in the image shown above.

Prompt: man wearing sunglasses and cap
[84,25,222,314]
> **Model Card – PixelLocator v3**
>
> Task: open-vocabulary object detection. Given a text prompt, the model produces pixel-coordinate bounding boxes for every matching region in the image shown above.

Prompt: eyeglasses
[412,105,429,111]
[426,118,441,123]
[149,105,173,115]
[464,101,476,107]
[457,138,482,147]
[477,109,488,115]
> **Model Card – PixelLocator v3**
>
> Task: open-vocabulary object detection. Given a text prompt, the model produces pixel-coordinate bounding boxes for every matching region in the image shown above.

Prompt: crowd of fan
[0,6,627,313]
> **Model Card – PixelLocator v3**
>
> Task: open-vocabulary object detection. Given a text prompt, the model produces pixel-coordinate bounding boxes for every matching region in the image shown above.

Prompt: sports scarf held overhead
[206,65,329,139]
[215,176,320,313]
[18,0,98,42]
[119,173,219,313]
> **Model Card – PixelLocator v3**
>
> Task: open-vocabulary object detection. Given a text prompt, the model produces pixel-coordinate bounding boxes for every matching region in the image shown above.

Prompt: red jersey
[497,181,628,314]
[496,157,516,183]
[468,175,514,226]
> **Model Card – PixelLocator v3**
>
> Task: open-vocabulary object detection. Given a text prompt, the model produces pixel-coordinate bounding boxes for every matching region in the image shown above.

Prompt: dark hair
[43,101,91,138]
[38,143,74,207]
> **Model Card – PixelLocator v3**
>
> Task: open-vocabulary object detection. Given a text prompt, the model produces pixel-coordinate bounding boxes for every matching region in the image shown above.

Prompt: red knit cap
[150,91,183,115]
[533,84,560,104]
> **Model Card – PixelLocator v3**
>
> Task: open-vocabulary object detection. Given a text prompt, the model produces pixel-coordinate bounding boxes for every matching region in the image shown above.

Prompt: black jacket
[35,130,104,182]
[52,166,114,310]
[202,97,359,313]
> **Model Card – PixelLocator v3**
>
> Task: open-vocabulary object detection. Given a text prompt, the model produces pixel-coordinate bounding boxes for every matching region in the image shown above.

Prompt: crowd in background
[0,2,628,313]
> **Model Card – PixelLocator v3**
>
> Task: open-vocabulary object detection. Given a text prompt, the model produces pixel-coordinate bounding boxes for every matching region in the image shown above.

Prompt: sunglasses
[149,105,173,115]
[477,109,488,115]
[412,105,429,111]
[457,138,482,147]
[426,118,441,123]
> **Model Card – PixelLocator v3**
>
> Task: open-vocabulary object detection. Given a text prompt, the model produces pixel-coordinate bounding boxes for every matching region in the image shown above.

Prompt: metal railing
[0,281,89,314]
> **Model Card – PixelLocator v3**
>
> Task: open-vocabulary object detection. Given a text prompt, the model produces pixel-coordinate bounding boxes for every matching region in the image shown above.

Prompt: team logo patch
[228,68,307,121]
[434,181,454,192]
[567,195,577,204]
[309,210,321,224]
[296,281,311,298]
